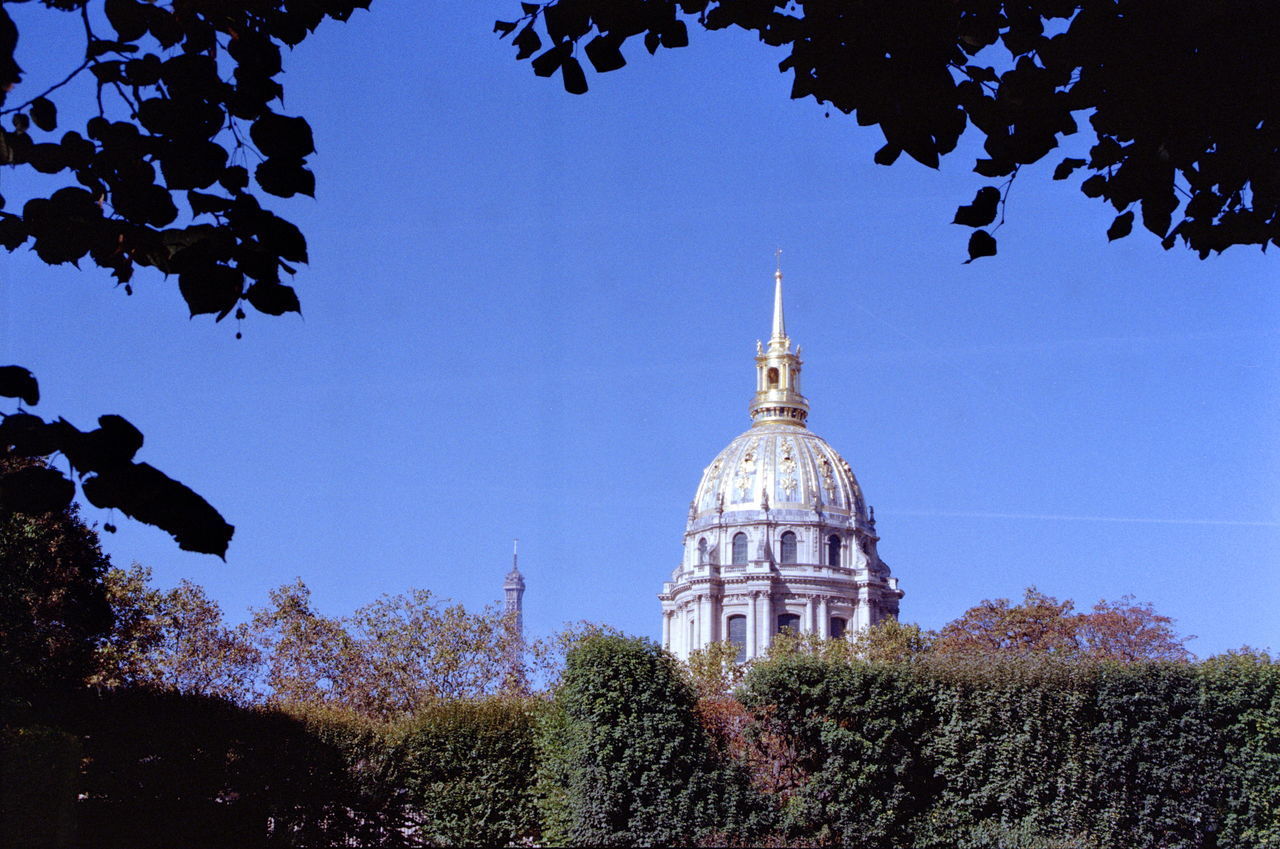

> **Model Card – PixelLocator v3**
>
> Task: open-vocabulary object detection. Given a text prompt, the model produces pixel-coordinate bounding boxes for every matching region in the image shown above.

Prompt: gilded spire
[771,249,787,344]
[750,256,809,427]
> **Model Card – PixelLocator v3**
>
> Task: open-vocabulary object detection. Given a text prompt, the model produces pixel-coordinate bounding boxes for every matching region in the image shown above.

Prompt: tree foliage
[847,617,937,663]
[0,451,113,704]
[92,562,260,702]
[740,654,939,846]
[0,383,235,554]
[0,0,373,554]
[538,634,766,846]
[249,579,523,719]
[0,0,370,313]
[500,0,1280,262]
[393,698,544,847]
[935,586,1193,660]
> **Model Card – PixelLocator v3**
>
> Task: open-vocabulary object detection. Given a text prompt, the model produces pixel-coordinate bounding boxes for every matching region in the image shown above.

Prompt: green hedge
[536,634,768,847]
[17,690,542,848]
[0,724,79,849]
[6,649,1276,848]
[73,688,356,848]
[739,653,1280,849]
[741,655,937,846]
[393,698,542,846]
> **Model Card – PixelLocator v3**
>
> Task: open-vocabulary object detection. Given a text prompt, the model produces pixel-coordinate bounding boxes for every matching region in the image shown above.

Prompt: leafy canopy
[935,586,1194,660]
[0,0,372,554]
[500,0,1280,262]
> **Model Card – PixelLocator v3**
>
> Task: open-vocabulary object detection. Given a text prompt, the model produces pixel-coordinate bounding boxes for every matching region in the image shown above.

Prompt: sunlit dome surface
[690,422,866,524]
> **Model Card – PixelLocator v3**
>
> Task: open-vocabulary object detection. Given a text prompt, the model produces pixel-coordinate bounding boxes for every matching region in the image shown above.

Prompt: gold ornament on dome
[734,442,757,500]
[778,439,799,497]
[819,453,836,492]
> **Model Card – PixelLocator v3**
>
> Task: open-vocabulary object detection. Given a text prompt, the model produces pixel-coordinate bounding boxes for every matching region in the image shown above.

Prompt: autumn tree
[248,578,355,709]
[935,585,1193,660]
[250,579,524,719]
[1075,594,1196,662]
[0,0,374,554]
[346,588,524,710]
[685,640,747,699]
[500,0,1280,262]
[92,562,260,702]
[848,618,937,663]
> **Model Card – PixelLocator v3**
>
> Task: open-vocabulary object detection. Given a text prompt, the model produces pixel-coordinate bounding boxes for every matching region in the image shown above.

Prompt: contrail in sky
[884,510,1280,528]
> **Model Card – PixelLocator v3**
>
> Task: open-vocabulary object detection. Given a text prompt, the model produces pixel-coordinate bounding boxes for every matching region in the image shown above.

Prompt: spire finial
[751,251,809,428]
[771,249,786,343]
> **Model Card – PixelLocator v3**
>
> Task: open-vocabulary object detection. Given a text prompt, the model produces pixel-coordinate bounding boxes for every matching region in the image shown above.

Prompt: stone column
[817,596,829,639]
[699,593,713,649]
[854,585,872,631]
[662,609,672,650]
[804,596,815,634]
[761,591,774,651]
[710,591,721,644]
[746,591,758,659]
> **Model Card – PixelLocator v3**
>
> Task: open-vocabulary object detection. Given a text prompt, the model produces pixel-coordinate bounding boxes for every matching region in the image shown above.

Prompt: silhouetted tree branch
[0,1,374,554]
[499,0,1280,262]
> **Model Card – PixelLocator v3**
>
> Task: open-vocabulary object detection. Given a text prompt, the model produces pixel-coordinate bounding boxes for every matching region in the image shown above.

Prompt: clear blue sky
[2,3,1277,656]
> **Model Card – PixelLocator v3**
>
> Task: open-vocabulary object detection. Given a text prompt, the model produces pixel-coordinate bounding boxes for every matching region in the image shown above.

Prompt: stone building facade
[659,269,903,661]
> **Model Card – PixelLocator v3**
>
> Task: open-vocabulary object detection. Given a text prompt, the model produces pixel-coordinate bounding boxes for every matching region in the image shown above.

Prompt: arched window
[697,537,708,564]
[780,531,797,564]
[727,615,747,664]
[777,613,801,634]
[732,533,748,564]
[830,617,847,639]
[767,367,779,388]
[827,534,841,567]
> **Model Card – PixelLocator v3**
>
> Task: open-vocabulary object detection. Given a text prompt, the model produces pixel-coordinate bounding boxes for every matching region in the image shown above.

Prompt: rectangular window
[727,614,747,663]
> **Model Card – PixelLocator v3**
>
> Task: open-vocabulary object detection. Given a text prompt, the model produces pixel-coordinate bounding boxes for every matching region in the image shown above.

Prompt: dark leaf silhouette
[501,0,1280,258]
[585,35,626,73]
[179,266,245,318]
[245,281,301,316]
[250,113,315,161]
[873,144,901,167]
[255,157,315,198]
[953,186,1000,228]
[82,462,233,556]
[514,26,542,60]
[1053,158,1086,181]
[561,56,588,94]
[0,1,373,552]
[0,365,39,406]
[29,96,55,132]
[1107,211,1134,242]
[0,464,74,513]
[965,230,997,263]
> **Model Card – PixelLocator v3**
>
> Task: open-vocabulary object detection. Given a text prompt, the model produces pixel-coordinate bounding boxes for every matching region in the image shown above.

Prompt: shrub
[0,724,79,849]
[739,654,937,848]
[538,634,766,846]
[919,657,1098,848]
[1200,651,1280,848]
[393,697,542,847]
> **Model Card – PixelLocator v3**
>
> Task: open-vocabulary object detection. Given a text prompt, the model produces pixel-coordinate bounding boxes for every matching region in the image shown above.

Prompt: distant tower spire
[502,540,527,693]
[499,545,519,637]
[504,539,525,639]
